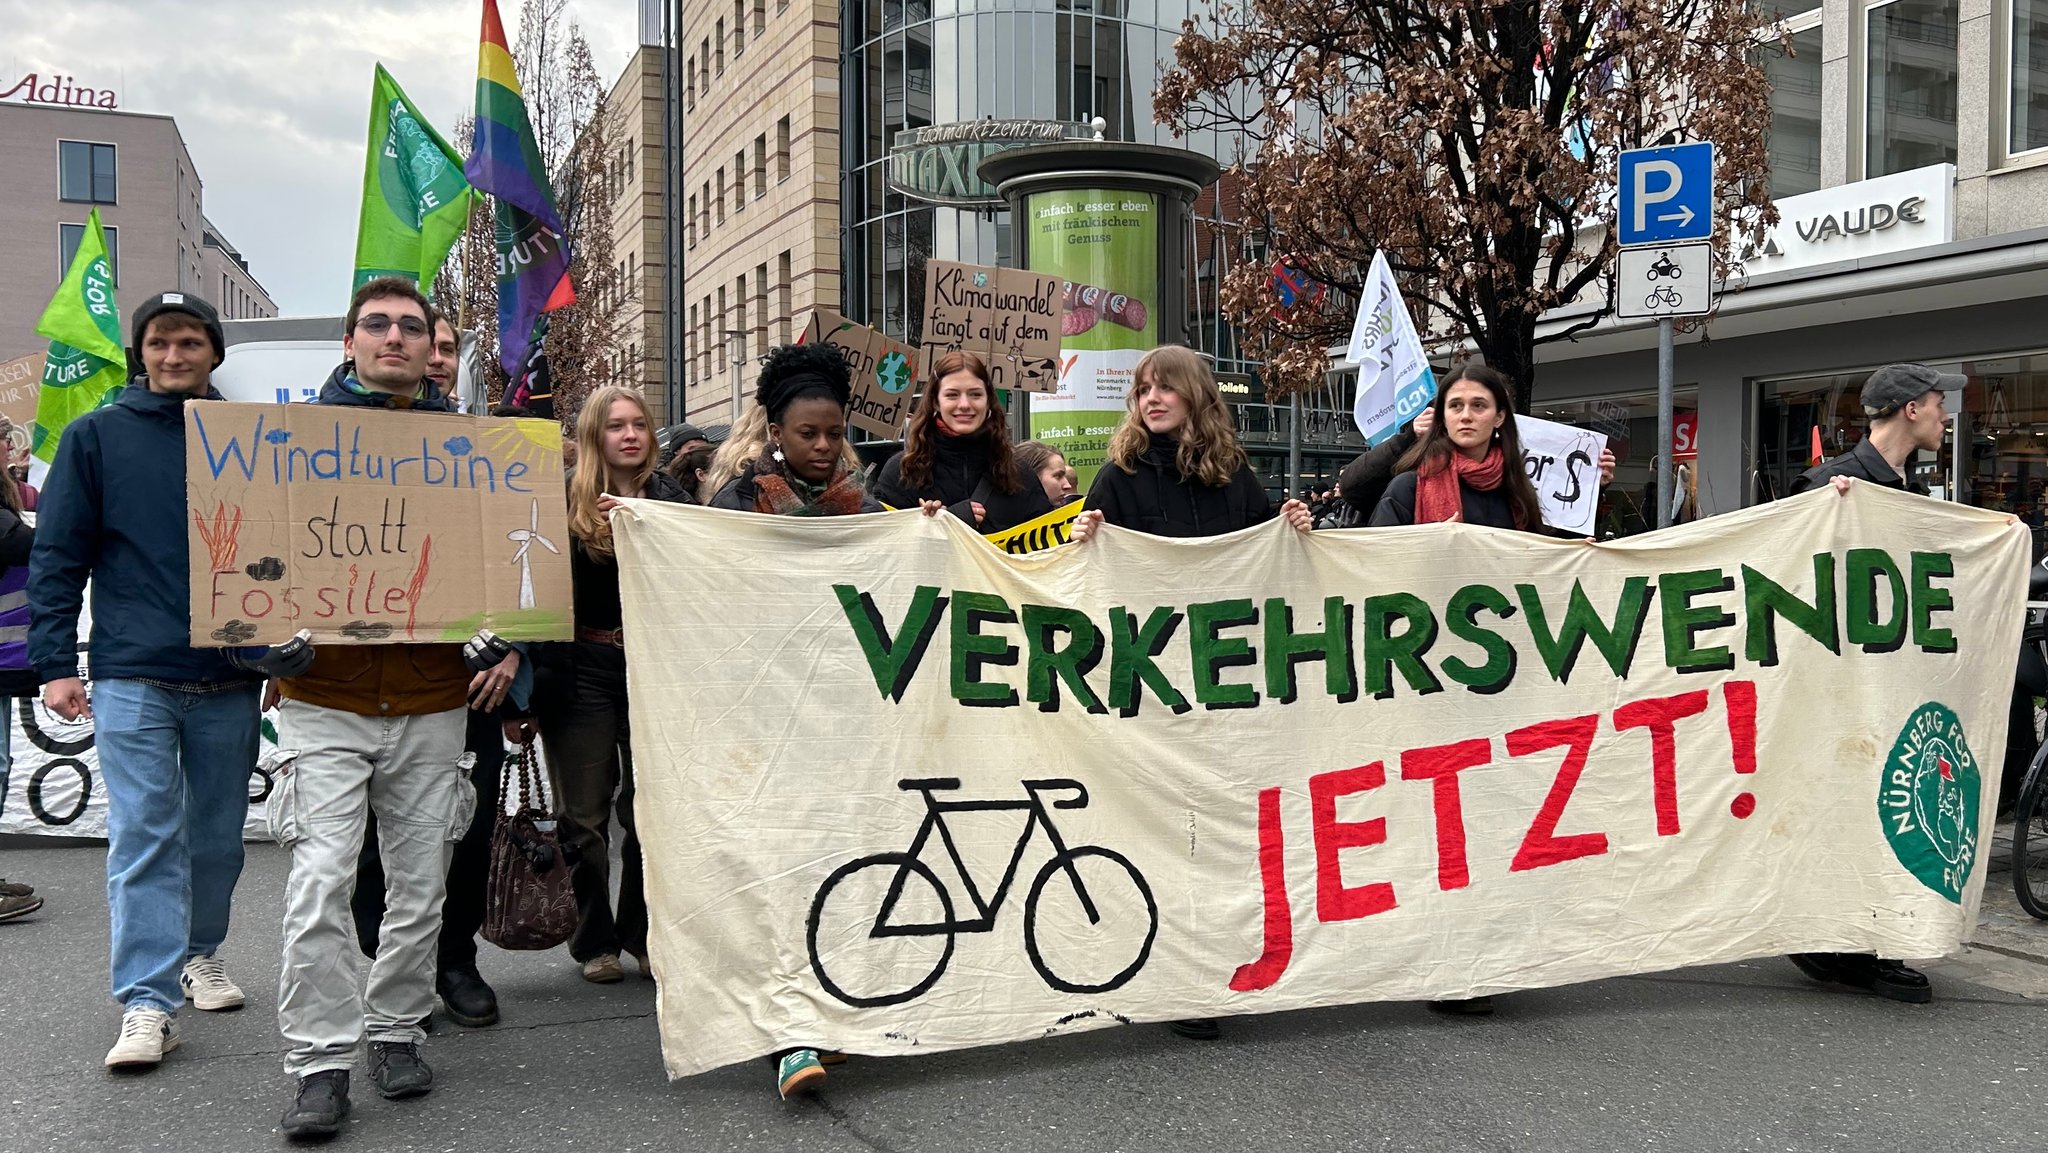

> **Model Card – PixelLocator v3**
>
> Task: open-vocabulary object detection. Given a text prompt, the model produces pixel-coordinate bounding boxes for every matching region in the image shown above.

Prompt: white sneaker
[105,1005,179,1069]
[179,954,246,1011]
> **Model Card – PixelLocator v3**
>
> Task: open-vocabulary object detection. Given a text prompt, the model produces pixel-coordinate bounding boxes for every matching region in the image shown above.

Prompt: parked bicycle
[2011,568,2048,918]
[806,777,1159,1008]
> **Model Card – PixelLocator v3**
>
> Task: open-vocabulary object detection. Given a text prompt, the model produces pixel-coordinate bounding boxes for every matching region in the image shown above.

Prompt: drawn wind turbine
[507,499,558,609]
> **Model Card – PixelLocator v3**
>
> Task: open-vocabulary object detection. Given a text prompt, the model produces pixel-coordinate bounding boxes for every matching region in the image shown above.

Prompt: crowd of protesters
[0,275,1987,1141]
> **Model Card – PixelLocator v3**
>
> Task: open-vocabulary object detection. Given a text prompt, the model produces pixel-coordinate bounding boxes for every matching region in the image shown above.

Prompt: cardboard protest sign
[1518,414,1609,537]
[0,353,43,464]
[920,260,1064,394]
[185,402,572,646]
[615,485,2023,1077]
[799,310,918,437]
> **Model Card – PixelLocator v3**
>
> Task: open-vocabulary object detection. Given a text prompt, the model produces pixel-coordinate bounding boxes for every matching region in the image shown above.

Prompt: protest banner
[919,260,1065,394]
[617,485,2024,1077]
[0,353,43,462]
[184,402,572,646]
[1348,250,1436,446]
[982,501,1082,554]
[1518,414,1610,537]
[799,309,918,437]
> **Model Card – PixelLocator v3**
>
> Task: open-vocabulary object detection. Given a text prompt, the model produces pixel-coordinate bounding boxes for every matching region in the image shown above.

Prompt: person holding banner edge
[1780,362,1958,1006]
[1016,440,1080,506]
[1069,344,1311,1042]
[515,384,692,987]
[873,351,1053,533]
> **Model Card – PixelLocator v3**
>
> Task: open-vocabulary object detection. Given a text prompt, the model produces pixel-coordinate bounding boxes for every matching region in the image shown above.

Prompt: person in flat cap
[1792,362,1960,495]
[1785,362,1962,1008]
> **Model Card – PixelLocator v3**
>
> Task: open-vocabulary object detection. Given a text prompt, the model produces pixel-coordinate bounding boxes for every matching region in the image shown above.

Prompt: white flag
[1346,251,1436,447]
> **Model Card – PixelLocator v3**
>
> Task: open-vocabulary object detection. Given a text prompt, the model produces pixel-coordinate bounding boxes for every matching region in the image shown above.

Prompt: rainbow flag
[465,0,574,375]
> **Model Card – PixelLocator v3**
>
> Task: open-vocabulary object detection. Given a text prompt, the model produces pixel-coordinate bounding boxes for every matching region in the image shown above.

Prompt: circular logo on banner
[1879,702,1980,904]
[378,100,466,230]
[877,350,912,395]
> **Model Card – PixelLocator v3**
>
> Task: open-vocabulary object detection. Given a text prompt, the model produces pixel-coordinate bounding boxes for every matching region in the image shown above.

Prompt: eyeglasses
[356,314,430,340]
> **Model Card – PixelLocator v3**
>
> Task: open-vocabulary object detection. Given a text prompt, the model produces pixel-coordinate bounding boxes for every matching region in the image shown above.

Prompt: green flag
[31,207,124,465]
[351,64,473,294]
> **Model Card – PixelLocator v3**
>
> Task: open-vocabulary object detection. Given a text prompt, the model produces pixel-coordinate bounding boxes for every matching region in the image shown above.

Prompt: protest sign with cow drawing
[614,484,2024,1078]
[919,260,1065,394]
[184,401,572,646]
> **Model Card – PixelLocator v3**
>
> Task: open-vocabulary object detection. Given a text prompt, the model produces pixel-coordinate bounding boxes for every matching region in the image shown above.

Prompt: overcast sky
[0,0,643,315]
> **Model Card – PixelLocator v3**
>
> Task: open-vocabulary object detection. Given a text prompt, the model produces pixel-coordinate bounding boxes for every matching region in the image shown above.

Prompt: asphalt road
[1,838,2043,1153]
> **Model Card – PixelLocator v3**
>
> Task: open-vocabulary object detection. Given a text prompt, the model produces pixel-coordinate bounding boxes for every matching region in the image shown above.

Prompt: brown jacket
[279,643,470,717]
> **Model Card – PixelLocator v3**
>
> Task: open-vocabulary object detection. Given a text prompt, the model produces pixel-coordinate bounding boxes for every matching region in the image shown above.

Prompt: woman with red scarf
[873,351,1052,533]
[1371,364,1552,531]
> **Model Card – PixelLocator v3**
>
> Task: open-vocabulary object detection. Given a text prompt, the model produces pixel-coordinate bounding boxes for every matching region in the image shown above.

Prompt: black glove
[227,630,315,679]
[463,628,513,672]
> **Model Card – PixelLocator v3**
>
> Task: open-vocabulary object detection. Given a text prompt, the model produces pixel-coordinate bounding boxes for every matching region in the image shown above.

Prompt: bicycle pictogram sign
[805,777,1159,1008]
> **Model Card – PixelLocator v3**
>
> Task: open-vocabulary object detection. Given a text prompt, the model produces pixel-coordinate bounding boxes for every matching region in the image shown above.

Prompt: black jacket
[1791,436,1918,495]
[29,380,253,685]
[1084,437,1276,538]
[1370,470,1519,530]
[710,461,885,515]
[1338,427,1420,517]
[873,435,1052,534]
[315,362,453,412]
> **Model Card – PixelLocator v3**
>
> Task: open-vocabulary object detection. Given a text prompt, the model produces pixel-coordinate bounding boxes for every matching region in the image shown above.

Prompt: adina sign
[0,73,118,110]
[888,121,1097,207]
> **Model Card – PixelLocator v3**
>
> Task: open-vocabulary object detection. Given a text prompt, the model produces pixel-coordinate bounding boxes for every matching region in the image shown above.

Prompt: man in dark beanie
[29,290,312,1072]
[1793,362,1959,495]
[1785,362,1961,1007]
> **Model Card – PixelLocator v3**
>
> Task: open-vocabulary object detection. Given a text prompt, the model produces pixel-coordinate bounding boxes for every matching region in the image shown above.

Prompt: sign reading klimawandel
[614,485,2025,1078]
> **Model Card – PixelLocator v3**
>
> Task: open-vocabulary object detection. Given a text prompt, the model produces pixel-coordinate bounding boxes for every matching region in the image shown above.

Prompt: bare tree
[1157,0,1782,404]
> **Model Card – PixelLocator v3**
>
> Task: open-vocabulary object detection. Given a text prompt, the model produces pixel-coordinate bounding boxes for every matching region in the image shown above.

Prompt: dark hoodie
[315,362,453,413]
[1083,435,1276,538]
[873,433,1052,534]
[29,379,252,685]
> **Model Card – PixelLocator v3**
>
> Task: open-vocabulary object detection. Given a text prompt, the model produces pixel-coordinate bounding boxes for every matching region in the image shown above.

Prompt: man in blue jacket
[29,292,311,1072]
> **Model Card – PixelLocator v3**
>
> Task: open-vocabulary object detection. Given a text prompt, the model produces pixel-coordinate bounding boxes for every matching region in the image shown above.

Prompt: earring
[772,447,785,462]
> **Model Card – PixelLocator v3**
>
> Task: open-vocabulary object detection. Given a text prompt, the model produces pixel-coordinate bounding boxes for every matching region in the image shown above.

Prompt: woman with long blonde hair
[1072,345,1310,541]
[1070,346,1307,1044]
[521,385,692,986]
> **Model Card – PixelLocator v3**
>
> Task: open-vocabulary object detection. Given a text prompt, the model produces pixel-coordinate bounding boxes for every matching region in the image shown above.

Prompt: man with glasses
[275,278,503,1140]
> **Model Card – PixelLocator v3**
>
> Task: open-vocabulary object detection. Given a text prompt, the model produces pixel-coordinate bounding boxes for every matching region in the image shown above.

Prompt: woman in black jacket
[873,350,1050,532]
[1369,365,1543,531]
[1068,344,1308,1043]
[1073,345,1311,543]
[524,385,694,987]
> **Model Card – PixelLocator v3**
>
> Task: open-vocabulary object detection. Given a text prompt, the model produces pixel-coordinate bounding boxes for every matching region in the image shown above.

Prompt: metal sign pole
[1288,392,1303,500]
[1657,317,1675,528]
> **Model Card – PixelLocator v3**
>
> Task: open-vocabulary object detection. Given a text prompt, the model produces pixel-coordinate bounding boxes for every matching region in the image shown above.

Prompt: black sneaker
[1167,1018,1222,1041]
[369,1040,435,1100]
[1428,996,1497,1016]
[436,968,500,1028]
[280,1070,350,1142]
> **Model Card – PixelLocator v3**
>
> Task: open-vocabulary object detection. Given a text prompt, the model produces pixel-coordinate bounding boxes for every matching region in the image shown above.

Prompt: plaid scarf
[748,456,870,517]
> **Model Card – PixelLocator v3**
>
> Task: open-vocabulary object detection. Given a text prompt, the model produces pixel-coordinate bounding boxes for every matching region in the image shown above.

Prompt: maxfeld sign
[887,121,1097,207]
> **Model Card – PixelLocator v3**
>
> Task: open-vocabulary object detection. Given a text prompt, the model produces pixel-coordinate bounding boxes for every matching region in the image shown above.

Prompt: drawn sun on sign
[480,419,565,476]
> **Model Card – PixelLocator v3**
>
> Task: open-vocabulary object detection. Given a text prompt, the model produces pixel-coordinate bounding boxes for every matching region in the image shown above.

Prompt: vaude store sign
[888,121,1097,207]
[1740,164,1954,278]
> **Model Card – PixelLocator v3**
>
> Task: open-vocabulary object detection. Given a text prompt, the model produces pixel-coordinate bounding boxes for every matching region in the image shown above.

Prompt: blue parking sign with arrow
[1617,142,1714,247]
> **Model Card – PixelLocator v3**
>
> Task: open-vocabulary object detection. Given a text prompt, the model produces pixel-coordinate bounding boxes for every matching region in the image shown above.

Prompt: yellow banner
[982,501,1081,554]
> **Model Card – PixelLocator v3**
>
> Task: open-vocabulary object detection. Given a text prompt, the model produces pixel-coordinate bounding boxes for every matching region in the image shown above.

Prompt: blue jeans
[92,678,261,1013]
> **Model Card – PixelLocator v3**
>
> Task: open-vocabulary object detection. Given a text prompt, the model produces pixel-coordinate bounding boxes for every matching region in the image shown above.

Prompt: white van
[214,316,485,412]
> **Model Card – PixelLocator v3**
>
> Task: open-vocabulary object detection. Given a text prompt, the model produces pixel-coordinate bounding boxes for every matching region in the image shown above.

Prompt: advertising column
[1025,190,1158,490]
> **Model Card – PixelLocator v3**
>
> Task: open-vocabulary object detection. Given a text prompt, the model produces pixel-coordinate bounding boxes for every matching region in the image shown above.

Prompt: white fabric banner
[614,486,2025,1079]
[1346,250,1436,446]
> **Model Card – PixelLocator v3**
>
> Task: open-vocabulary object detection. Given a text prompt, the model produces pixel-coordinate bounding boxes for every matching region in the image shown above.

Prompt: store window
[1531,391,1701,537]
[1762,9,1823,197]
[1865,0,1959,178]
[2013,0,2048,154]
[58,140,117,204]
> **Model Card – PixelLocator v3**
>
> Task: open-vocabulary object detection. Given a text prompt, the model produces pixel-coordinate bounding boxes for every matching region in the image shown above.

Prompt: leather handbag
[482,739,579,951]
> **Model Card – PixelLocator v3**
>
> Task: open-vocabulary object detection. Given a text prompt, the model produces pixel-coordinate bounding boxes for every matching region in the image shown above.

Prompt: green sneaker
[776,1049,826,1099]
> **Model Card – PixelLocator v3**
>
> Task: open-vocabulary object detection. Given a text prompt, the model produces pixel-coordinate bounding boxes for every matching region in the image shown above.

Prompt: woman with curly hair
[1068,346,1308,1045]
[1071,344,1310,543]
[873,350,1051,532]
[526,385,693,985]
[709,344,885,516]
